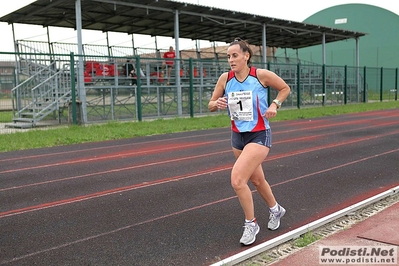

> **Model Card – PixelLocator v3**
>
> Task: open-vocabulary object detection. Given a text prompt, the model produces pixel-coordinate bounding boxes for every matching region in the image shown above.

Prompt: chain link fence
[0,50,398,130]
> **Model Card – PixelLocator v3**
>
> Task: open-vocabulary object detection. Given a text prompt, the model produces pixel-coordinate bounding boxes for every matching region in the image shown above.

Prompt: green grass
[294,231,321,248]
[0,111,13,123]
[1,101,398,153]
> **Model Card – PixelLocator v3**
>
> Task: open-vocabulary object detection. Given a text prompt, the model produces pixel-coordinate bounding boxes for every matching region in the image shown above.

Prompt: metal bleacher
[5,39,366,127]
[6,42,73,128]
[7,40,224,125]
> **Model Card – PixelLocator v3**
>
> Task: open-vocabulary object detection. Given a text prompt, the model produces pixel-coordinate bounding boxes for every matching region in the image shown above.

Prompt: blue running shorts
[231,129,272,150]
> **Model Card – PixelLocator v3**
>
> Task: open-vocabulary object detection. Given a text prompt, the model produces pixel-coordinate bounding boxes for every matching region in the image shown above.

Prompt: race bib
[227,91,253,121]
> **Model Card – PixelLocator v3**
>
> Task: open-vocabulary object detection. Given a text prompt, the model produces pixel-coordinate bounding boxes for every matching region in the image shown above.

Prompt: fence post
[380,67,383,102]
[322,64,326,106]
[189,58,194,118]
[70,52,77,125]
[363,66,367,103]
[297,63,301,109]
[135,56,142,121]
[395,68,398,101]
[344,65,347,104]
[267,61,271,105]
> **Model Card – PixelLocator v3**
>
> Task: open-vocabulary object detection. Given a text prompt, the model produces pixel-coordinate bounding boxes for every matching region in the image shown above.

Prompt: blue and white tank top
[225,66,270,132]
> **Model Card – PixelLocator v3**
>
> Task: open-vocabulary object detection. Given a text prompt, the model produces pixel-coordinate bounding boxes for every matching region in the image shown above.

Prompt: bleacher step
[5,122,34,129]
[12,117,35,123]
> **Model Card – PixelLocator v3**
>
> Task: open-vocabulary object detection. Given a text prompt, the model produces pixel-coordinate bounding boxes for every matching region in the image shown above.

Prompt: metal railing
[0,51,397,126]
[9,59,72,126]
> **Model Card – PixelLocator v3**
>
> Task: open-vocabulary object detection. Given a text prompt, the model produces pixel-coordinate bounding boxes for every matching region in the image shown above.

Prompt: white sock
[270,203,279,213]
[245,218,256,225]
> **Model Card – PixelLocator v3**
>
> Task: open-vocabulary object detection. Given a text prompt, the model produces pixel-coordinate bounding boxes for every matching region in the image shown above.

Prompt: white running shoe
[239,222,260,245]
[268,205,286,230]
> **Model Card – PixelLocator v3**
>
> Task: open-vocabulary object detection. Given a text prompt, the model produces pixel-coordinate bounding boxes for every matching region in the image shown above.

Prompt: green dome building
[295,4,399,68]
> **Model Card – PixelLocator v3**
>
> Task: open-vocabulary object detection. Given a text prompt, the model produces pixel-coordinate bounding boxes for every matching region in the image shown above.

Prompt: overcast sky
[0,0,397,52]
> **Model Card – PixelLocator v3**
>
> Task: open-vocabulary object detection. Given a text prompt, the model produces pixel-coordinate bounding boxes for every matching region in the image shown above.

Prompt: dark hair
[229,37,253,65]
